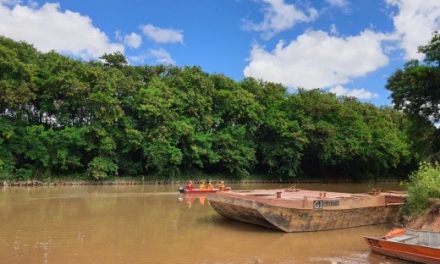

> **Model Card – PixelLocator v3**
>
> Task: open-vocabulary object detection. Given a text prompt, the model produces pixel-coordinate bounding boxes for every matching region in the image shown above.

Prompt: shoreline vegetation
[1,36,437,183]
[0,177,403,187]
[401,162,440,218]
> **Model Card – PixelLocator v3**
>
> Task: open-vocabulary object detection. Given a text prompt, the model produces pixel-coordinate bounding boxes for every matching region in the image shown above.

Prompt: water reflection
[178,194,208,208]
[0,184,409,264]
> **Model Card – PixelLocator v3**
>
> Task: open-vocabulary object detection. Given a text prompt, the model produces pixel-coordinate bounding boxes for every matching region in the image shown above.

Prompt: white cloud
[326,0,349,9]
[243,0,318,39]
[243,30,389,89]
[387,0,440,60]
[128,48,175,65]
[147,48,175,65]
[124,32,142,49]
[329,85,378,100]
[0,3,124,60]
[127,55,144,65]
[141,24,183,44]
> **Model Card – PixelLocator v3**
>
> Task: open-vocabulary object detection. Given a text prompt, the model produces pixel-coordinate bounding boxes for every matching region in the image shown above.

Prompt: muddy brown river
[0,183,410,264]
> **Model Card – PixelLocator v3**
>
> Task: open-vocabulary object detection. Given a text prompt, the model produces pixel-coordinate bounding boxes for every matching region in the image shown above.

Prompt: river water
[0,183,410,264]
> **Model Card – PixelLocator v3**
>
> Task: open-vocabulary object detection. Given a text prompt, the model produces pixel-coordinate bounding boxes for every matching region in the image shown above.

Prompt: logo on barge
[313,200,340,209]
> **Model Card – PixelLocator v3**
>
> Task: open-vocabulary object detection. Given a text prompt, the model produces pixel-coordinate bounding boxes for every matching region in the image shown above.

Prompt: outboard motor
[178,186,185,193]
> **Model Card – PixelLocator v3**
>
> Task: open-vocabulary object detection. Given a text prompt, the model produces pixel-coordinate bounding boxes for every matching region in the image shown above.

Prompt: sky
[1,0,440,106]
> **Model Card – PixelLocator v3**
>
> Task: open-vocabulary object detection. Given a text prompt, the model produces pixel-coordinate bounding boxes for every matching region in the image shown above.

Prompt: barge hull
[208,190,404,232]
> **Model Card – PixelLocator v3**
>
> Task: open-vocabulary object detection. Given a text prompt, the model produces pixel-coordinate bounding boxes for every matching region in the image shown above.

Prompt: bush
[87,156,118,180]
[402,162,440,216]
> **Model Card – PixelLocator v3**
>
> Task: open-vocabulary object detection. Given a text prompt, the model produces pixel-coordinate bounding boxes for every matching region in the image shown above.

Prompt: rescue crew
[217,180,225,191]
[207,180,214,190]
[185,180,193,191]
[199,180,206,190]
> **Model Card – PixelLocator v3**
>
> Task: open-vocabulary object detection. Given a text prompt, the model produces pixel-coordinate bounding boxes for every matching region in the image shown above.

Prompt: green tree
[101,52,127,68]
[402,162,440,216]
[0,36,421,181]
[387,32,440,122]
[387,60,440,122]
[387,32,440,160]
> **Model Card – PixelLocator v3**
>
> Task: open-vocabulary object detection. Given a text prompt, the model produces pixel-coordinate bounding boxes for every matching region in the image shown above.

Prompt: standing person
[185,180,194,191]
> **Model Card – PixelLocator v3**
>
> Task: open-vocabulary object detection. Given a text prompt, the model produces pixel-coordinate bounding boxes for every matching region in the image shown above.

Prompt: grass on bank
[401,162,440,217]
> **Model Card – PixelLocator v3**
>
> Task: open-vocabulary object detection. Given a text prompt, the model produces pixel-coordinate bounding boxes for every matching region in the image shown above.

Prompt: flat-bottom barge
[207,188,405,232]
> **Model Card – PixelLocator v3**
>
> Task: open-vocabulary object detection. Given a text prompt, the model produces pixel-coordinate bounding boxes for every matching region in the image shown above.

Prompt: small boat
[207,188,406,232]
[364,229,440,264]
[178,187,217,194]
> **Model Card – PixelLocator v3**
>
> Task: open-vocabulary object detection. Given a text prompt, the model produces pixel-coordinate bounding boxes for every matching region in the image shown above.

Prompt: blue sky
[1,0,440,106]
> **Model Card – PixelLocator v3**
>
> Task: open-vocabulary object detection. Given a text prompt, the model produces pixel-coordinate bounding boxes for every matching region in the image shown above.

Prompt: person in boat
[199,181,206,190]
[217,180,225,191]
[207,180,214,190]
[185,180,194,191]
[216,180,231,191]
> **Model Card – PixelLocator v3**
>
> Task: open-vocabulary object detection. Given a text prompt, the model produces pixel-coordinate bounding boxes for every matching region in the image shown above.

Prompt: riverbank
[406,200,440,232]
[0,177,402,187]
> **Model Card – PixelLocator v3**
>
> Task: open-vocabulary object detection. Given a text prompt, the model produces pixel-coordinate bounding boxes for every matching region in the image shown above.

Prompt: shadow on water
[198,214,276,233]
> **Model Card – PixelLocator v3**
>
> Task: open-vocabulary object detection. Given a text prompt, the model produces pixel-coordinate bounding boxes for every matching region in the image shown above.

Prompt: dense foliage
[0,36,427,181]
[387,32,440,161]
[401,162,440,216]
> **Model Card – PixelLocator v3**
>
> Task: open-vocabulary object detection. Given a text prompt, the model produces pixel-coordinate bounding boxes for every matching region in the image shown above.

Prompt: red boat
[179,188,217,194]
[364,229,440,264]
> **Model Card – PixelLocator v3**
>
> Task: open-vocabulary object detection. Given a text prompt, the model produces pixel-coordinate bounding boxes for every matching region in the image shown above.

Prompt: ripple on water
[311,252,409,264]
[27,192,177,201]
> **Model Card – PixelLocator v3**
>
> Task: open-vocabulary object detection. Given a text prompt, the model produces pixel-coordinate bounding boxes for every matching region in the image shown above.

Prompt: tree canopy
[387,32,440,123]
[387,32,440,161]
[0,36,428,181]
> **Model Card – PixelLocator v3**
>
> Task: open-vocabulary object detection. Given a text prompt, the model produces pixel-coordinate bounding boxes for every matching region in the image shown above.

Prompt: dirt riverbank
[406,200,440,232]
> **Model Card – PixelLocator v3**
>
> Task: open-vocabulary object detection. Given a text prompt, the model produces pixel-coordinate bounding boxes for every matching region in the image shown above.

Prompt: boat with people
[364,228,440,264]
[178,180,231,194]
[179,187,218,194]
[207,188,406,232]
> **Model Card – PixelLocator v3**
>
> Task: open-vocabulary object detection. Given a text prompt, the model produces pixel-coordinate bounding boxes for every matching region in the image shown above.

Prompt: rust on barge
[207,189,406,232]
